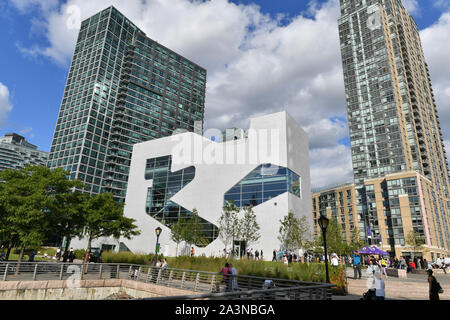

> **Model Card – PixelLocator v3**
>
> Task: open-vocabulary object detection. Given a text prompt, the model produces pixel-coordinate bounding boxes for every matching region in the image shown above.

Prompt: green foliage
[0,165,87,261]
[278,212,311,251]
[38,247,57,256]
[218,201,241,249]
[81,192,141,262]
[165,256,346,294]
[183,209,204,247]
[74,249,86,260]
[0,166,143,263]
[316,218,347,256]
[170,220,185,256]
[100,251,164,265]
[240,206,260,247]
[347,227,365,254]
[406,230,426,258]
[90,252,347,293]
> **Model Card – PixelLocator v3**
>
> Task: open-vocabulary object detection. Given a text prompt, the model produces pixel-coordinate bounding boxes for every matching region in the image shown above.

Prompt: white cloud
[12,0,352,188]
[402,0,420,15]
[310,144,353,189]
[0,82,13,127]
[19,126,33,135]
[433,0,450,10]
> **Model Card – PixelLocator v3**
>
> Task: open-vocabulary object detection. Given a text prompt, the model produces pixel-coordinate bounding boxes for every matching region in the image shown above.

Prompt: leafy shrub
[101,251,164,265]
[74,249,86,260]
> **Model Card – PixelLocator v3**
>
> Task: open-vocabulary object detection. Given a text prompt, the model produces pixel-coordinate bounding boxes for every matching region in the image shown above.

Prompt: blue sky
[0,0,449,188]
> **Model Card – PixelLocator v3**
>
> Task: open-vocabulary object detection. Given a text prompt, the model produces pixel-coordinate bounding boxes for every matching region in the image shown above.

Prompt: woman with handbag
[427,269,443,300]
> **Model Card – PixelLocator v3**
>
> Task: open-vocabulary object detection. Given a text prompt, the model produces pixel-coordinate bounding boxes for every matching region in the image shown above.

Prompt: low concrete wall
[0,279,196,300]
[386,268,407,278]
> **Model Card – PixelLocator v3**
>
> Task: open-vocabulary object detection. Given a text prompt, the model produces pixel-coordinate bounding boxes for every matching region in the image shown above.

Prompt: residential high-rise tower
[48,6,206,202]
[335,0,450,258]
[0,133,48,171]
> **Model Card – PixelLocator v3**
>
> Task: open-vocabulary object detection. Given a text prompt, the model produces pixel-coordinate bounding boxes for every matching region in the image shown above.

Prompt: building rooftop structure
[0,133,48,171]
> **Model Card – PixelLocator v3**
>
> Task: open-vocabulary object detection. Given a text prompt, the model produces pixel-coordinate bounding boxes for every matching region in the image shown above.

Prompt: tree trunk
[84,236,92,265]
[15,246,25,275]
[18,246,25,262]
[5,243,13,261]
[64,236,71,259]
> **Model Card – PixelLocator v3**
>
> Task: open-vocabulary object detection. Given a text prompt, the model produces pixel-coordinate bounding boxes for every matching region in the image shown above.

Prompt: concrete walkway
[345,267,450,300]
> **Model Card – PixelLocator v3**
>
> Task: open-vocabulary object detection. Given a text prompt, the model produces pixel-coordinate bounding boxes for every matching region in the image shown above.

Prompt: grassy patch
[99,252,346,294]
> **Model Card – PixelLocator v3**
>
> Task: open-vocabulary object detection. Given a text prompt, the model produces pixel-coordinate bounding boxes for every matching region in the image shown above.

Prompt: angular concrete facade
[121,111,311,259]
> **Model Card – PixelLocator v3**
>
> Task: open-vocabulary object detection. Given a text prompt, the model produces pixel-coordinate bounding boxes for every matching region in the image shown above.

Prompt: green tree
[0,166,55,262]
[278,212,311,251]
[406,230,426,259]
[44,169,87,259]
[170,220,185,257]
[239,206,260,249]
[82,193,140,264]
[347,227,365,254]
[183,209,204,249]
[316,218,346,256]
[0,165,89,262]
[218,201,240,251]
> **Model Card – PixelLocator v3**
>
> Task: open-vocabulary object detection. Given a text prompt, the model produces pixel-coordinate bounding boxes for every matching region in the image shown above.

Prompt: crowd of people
[219,248,265,260]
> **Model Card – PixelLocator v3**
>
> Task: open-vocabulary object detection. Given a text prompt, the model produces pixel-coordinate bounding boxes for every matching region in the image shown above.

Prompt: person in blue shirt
[352,251,362,279]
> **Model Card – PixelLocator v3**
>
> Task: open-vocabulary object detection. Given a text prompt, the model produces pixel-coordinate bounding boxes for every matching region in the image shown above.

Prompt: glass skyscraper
[48,6,206,202]
[336,0,450,257]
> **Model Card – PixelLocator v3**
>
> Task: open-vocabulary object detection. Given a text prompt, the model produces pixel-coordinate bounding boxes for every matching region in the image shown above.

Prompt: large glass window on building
[144,155,218,247]
[224,164,301,208]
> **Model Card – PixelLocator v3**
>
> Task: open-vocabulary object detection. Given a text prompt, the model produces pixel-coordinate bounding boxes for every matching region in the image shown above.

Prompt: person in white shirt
[372,272,386,300]
[331,254,339,267]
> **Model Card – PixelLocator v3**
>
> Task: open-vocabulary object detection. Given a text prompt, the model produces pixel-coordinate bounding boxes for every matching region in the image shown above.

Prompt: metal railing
[0,262,334,300]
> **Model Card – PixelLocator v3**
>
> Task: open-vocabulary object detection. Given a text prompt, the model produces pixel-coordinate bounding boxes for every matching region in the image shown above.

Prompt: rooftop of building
[81,6,206,73]
[0,133,38,150]
[312,181,355,194]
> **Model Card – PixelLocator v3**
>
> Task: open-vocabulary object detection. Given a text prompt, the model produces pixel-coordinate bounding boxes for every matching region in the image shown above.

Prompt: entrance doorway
[233,241,246,259]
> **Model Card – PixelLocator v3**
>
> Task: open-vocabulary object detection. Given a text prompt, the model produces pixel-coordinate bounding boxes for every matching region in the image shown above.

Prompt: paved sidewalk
[345,267,450,300]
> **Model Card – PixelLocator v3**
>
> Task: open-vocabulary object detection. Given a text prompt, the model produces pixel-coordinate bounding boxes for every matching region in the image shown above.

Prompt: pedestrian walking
[272,249,277,261]
[69,248,75,263]
[255,250,259,260]
[283,255,288,266]
[427,269,442,301]
[380,257,387,276]
[220,263,232,292]
[414,257,419,270]
[229,263,239,292]
[191,247,195,257]
[441,260,447,274]
[260,250,263,260]
[352,251,362,279]
[28,250,36,262]
[62,250,69,263]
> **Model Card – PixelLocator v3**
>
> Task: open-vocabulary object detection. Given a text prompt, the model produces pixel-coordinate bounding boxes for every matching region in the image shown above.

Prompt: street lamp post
[154,227,162,266]
[318,215,330,284]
